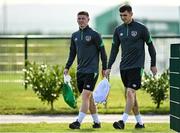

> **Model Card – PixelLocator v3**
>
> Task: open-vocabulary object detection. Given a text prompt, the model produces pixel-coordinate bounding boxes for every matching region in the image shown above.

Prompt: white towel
[64,74,72,87]
[93,78,110,104]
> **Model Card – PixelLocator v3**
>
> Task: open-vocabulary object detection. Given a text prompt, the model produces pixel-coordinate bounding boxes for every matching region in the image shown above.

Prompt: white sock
[91,113,100,123]
[122,113,128,123]
[135,114,143,125]
[77,112,86,123]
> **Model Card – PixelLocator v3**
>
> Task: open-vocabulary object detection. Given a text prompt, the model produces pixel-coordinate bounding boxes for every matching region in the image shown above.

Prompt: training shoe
[69,120,80,129]
[113,120,125,129]
[135,123,145,129]
[92,122,101,128]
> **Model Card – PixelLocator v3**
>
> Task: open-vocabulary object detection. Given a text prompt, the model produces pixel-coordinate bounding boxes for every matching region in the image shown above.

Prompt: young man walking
[106,4,157,129]
[64,11,107,129]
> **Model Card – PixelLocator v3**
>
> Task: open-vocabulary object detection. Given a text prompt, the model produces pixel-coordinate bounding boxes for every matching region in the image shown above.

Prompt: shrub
[23,61,79,110]
[141,70,169,109]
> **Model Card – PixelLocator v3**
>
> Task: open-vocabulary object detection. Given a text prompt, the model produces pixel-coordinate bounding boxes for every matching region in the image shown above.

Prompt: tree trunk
[50,101,54,111]
[156,102,160,109]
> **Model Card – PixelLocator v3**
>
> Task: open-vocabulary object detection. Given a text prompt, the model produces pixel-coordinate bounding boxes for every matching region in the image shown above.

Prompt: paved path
[0,115,169,123]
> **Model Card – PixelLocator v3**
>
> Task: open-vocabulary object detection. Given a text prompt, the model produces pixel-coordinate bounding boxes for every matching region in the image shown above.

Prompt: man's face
[77,15,89,29]
[120,10,133,24]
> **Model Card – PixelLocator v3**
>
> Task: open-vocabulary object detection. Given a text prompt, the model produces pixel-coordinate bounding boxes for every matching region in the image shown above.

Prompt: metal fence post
[24,35,28,89]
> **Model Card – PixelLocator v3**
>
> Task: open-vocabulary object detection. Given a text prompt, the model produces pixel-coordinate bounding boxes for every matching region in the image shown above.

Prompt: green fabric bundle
[62,75,77,109]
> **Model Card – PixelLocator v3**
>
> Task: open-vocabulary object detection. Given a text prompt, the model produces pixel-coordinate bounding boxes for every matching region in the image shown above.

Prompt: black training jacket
[65,26,107,73]
[108,20,156,70]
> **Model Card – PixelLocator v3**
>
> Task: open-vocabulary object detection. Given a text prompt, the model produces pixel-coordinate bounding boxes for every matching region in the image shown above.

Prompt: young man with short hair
[64,11,107,129]
[106,4,157,129]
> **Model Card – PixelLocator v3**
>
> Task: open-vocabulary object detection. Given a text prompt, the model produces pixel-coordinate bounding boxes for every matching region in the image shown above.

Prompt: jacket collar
[79,25,90,31]
[124,19,134,26]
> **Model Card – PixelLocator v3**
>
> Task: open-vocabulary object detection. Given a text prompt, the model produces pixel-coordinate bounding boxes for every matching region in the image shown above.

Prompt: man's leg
[113,87,136,129]
[89,95,101,128]
[132,94,144,127]
[69,89,91,129]
[89,95,97,114]
[113,68,144,129]
[132,93,139,115]
[119,70,136,123]
[77,72,98,123]
[121,88,129,123]
[123,67,143,124]
[78,89,91,123]
[123,88,136,122]
[113,70,130,129]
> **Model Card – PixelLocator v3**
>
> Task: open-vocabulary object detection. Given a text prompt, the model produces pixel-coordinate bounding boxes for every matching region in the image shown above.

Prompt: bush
[23,61,79,110]
[141,70,169,109]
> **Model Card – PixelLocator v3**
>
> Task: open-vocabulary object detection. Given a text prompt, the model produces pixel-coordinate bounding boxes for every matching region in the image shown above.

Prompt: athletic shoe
[135,123,145,129]
[69,120,80,129]
[113,120,125,129]
[92,122,101,128]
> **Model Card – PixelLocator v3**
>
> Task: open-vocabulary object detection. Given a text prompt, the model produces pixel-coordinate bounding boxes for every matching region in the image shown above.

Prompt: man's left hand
[150,66,157,76]
[102,70,107,77]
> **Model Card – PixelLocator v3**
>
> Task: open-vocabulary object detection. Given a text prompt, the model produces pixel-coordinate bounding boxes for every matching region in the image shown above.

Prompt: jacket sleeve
[65,36,76,69]
[147,42,156,67]
[107,28,120,69]
[95,33,107,70]
[100,46,107,70]
[143,27,156,67]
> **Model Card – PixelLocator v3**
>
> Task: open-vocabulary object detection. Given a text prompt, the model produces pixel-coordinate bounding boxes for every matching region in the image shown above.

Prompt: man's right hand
[64,68,69,76]
[105,69,111,78]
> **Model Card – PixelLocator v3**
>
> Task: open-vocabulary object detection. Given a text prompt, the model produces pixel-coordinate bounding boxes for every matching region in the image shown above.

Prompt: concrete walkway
[0,114,169,123]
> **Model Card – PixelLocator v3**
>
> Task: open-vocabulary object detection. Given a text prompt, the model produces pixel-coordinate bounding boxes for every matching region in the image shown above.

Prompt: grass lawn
[0,76,169,115]
[0,123,175,132]
[0,73,23,81]
[0,38,169,114]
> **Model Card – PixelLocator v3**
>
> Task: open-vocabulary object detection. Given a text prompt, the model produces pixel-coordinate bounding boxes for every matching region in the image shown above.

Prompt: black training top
[65,26,107,73]
[108,20,156,70]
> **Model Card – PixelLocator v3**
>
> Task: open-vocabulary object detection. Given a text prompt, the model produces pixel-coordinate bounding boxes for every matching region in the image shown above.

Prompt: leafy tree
[141,70,169,109]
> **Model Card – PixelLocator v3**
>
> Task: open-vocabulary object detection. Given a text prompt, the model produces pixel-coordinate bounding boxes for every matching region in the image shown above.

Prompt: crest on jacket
[85,35,91,42]
[131,31,137,37]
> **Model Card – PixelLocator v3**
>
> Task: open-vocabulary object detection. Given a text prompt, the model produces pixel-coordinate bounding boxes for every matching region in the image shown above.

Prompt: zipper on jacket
[126,25,129,36]
[81,31,83,40]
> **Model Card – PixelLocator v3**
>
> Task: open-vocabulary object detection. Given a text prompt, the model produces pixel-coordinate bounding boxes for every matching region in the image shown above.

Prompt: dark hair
[77,11,89,17]
[119,4,132,12]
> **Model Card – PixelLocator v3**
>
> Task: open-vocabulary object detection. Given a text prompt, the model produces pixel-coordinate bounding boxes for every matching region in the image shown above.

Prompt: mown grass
[0,76,169,115]
[0,73,23,81]
[0,123,175,132]
[0,38,169,114]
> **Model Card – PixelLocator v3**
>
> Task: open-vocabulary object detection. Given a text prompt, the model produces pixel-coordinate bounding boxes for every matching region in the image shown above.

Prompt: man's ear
[130,12,133,16]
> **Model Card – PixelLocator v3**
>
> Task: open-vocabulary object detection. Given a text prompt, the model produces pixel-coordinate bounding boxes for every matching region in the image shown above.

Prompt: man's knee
[82,89,92,100]
[126,88,136,100]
